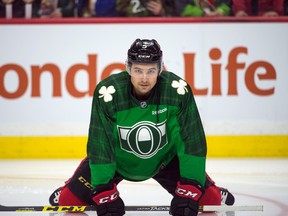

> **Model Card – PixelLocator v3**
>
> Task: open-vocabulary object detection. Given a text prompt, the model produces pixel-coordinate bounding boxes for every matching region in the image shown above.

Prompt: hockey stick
[0,205,263,212]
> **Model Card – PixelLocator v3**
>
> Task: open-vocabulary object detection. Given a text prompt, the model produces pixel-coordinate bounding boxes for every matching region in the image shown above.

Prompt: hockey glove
[91,182,125,216]
[170,178,204,216]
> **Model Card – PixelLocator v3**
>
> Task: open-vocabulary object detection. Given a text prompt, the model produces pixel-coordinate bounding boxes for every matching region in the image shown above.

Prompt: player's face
[130,63,159,100]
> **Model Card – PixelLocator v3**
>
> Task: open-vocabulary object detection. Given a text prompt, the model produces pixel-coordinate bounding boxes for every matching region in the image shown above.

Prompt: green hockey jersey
[87,71,207,188]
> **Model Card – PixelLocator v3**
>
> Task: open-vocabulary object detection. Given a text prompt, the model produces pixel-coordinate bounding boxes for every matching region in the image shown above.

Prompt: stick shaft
[202,205,263,212]
[0,205,263,212]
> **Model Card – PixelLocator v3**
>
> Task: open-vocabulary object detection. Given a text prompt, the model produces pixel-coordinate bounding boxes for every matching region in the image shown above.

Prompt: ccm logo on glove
[93,184,119,205]
[175,181,203,201]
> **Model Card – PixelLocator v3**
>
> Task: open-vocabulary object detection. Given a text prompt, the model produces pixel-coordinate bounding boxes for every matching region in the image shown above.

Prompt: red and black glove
[170,178,204,216]
[91,182,125,216]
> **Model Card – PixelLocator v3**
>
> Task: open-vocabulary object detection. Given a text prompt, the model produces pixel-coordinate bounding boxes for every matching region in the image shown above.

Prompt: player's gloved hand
[170,178,204,216]
[91,182,125,216]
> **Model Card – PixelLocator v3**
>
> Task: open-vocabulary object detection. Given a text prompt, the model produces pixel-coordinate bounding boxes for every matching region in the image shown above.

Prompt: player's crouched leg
[49,186,90,206]
[58,186,90,206]
[202,174,235,206]
[199,184,221,206]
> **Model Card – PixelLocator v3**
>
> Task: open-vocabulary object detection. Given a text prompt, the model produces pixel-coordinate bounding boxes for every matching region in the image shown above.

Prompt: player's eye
[148,70,156,74]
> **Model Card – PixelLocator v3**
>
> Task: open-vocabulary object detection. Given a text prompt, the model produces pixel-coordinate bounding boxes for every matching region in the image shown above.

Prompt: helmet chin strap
[159,61,164,74]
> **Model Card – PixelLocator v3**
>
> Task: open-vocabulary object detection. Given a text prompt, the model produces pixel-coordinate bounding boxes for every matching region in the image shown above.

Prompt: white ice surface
[0,159,288,216]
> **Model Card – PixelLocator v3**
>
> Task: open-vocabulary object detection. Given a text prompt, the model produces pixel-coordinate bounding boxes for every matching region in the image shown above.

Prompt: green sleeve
[172,85,207,185]
[87,86,116,188]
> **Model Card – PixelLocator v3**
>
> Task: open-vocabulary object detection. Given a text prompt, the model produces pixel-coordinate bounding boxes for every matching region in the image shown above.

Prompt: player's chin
[138,88,151,97]
[138,85,150,91]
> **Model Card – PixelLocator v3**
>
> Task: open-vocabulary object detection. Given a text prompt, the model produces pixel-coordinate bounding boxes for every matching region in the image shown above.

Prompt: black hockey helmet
[127,38,163,72]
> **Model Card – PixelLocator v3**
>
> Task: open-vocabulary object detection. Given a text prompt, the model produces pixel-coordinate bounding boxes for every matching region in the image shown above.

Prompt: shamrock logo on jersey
[98,85,116,102]
[172,79,188,95]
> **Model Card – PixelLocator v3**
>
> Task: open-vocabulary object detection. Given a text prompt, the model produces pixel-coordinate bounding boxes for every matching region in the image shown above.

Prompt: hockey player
[49,38,234,216]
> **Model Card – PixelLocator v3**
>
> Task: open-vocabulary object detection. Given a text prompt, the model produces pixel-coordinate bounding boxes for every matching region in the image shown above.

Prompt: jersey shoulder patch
[96,71,130,103]
[159,71,192,105]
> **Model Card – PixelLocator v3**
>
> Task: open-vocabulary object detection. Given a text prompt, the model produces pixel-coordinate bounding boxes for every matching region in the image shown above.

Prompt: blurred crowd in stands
[0,0,288,19]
